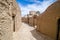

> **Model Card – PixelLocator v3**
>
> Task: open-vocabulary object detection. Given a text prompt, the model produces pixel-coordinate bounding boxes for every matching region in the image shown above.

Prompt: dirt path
[13,23,54,40]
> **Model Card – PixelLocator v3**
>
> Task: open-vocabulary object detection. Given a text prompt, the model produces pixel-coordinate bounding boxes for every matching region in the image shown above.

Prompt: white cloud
[25,0,34,1]
[24,0,41,3]
[18,0,57,17]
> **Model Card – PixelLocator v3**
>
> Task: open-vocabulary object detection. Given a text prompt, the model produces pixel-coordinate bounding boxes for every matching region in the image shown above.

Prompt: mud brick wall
[29,17,34,26]
[37,1,60,39]
[33,15,38,27]
[0,0,21,40]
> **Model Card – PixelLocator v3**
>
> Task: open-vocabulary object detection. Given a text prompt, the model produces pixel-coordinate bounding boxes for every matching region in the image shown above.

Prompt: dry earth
[13,23,54,40]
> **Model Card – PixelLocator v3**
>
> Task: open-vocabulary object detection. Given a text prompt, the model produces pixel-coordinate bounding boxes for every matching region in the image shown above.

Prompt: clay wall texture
[22,17,29,24]
[29,17,34,26]
[37,1,60,39]
[0,0,21,40]
[33,15,38,27]
[28,11,37,26]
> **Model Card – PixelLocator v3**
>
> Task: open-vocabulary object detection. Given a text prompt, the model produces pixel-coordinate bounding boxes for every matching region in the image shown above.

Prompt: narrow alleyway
[13,23,54,40]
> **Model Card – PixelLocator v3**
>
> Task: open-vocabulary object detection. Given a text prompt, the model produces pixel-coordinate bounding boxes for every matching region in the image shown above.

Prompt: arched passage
[57,18,60,40]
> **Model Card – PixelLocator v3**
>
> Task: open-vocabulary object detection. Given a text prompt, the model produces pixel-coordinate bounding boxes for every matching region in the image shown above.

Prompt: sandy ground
[13,23,54,40]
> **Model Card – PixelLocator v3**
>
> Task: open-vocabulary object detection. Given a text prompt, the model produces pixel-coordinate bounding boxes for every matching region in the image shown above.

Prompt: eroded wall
[37,1,60,39]
[0,0,21,40]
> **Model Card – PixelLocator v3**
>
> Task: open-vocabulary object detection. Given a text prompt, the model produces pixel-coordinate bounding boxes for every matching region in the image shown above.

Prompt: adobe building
[37,0,60,40]
[28,11,37,26]
[26,14,29,24]
[29,11,36,15]
[22,16,29,24]
[33,11,40,27]
[33,15,37,26]
[13,0,21,32]
[22,15,29,24]
[29,15,34,26]
[22,17,25,22]
[0,0,21,40]
[24,11,40,27]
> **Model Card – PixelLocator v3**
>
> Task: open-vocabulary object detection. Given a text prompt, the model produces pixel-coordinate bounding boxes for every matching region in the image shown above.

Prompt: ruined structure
[37,0,60,40]
[28,11,37,26]
[22,11,40,27]
[33,11,40,27]
[0,0,21,40]
[22,16,29,24]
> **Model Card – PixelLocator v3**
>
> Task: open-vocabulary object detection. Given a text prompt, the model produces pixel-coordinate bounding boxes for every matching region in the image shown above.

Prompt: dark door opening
[56,18,60,40]
[12,16,15,32]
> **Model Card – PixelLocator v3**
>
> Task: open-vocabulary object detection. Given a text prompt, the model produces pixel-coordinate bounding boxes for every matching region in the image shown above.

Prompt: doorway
[57,18,60,40]
[12,16,15,32]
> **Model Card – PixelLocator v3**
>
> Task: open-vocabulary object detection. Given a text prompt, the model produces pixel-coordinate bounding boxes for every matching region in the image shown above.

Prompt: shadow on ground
[30,29,54,40]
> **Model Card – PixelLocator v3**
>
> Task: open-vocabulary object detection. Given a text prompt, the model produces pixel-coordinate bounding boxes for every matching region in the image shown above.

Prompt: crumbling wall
[0,0,21,40]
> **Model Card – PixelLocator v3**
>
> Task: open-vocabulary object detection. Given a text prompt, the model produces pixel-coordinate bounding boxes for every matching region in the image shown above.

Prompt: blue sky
[16,0,57,17]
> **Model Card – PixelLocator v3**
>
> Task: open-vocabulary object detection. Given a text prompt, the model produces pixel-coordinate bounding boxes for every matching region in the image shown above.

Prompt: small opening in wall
[12,16,15,32]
